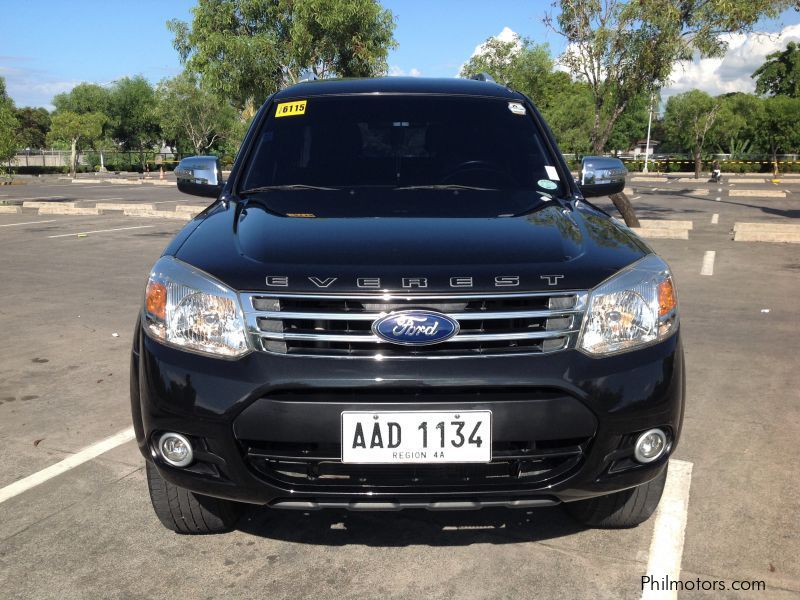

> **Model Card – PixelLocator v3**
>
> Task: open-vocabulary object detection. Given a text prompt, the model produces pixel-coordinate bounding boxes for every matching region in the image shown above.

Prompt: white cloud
[388,65,422,77]
[663,24,800,98]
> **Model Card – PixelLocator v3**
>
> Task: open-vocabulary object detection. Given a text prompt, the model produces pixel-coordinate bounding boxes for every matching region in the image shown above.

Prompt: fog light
[633,428,667,463]
[158,432,194,467]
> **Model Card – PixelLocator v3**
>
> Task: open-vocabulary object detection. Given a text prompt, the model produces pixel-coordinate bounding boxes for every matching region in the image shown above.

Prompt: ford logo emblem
[372,310,460,346]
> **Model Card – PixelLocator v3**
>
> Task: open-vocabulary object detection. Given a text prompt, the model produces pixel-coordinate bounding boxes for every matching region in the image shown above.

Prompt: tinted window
[241,95,563,193]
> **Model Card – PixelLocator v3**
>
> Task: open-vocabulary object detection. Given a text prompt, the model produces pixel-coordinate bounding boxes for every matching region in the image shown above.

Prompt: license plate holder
[341,410,492,464]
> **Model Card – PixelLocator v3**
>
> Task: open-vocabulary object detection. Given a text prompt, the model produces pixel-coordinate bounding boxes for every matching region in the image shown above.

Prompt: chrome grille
[241,291,588,357]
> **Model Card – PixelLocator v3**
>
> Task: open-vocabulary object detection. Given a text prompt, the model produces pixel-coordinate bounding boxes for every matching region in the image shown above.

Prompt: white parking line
[711,213,719,224]
[641,460,693,600]
[47,225,153,238]
[700,251,716,276]
[0,220,57,228]
[0,427,135,504]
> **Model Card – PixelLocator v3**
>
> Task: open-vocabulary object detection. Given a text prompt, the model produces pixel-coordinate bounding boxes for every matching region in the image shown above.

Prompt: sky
[1,0,799,110]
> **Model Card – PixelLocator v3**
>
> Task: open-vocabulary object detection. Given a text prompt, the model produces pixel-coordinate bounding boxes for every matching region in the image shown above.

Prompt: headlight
[578,254,678,356]
[143,256,250,358]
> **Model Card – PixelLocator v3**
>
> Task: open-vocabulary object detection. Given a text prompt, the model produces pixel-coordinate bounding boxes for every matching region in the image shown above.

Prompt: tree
[108,76,161,170]
[547,0,791,224]
[168,0,396,114]
[47,111,106,177]
[14,107,51,149]
[544,81,595,156]
[606,92,652,155]
[0,77,18,172]
[663,91,720,178]
[754,96,800,172]
[753,42,800,97]
[157,71,237,155]
[460,33,572,115]
[52,83,111,115]
[53,83,113,169]
[712,93,763,157]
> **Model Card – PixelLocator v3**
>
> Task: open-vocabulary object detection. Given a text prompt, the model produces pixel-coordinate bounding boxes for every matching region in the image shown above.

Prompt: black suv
[132,77,684,534]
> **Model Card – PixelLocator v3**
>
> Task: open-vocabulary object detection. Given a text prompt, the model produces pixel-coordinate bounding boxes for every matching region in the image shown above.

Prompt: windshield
[238,94,566,217]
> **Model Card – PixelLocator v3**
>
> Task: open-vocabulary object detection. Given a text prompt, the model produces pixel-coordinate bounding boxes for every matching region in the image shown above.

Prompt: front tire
[565,463,668,528]
[145,461,243,534]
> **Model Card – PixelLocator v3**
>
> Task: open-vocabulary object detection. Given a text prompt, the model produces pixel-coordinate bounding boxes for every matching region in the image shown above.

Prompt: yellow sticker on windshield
[275,100,307,118]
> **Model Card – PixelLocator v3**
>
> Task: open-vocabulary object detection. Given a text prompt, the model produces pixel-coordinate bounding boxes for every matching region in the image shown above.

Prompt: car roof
[272,77,522,101]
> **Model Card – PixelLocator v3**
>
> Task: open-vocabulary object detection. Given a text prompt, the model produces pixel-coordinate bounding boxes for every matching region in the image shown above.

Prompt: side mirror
[175,156,223,198]
[578,156,627,197]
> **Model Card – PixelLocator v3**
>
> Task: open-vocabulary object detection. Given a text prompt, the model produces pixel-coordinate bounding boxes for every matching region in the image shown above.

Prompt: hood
[173,201,648,293]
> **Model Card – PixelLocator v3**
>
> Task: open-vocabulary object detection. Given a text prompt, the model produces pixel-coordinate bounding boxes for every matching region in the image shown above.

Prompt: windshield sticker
[275,100,307,118]
[537,179,558,190]
[508,102,526,115]
[545,165,560,180]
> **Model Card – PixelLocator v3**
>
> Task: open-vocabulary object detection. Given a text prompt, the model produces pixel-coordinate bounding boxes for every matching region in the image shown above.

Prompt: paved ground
[0,176,798,599]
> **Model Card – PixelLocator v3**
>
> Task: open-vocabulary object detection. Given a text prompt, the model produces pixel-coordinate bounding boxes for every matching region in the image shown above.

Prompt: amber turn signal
[146,281,167,320]
[657,278,677,316]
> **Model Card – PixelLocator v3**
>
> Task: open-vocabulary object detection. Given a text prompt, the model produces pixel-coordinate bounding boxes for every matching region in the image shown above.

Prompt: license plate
[341,410,491,464]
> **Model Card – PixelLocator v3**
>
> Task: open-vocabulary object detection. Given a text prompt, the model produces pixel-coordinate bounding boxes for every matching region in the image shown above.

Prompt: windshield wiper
[239,184,341,194]
[393,184,496,191]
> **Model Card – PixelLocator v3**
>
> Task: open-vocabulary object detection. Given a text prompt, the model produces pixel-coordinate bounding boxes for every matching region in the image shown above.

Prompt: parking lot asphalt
[0,176,798,599]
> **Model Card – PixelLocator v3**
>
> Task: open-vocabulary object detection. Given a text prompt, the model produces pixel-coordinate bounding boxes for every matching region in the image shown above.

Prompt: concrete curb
[733,222,800,243]
[615,218,693,230]
[23,200,73,209]
[72,179,103,184]
[733,222,800,233]
[631,176,668,183]
[729,189,786,198]
[108,179,143,185]
[734,231,800,243]
[38,205,101,216]
[95,202,155,211]
[122,208,191,220]
[0,205,21,214]
[631,228,689,240]
[174,205,207,214]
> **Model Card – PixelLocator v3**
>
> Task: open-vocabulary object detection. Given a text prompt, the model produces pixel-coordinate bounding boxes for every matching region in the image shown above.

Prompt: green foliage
[156,71,238,155]
[663,91,720,153]
[168,0,396,113]
[0,77,18,168]
[13,107,51,149]
[52,83,111,115]
[712,92,763,156]
[754,95,800,162]
[108,76,161,163]
[460,35,556,108]
[753,41,800,97]
[543,82,595,155]
[47,111,107,176]
[549,0,791,152]
[606,92,653,154]
[459,33,596,153]
[290,0,396,79]
[663,90,720,176]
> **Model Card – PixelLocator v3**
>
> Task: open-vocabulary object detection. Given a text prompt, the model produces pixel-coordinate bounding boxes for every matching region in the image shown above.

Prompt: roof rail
[469,72,496,83]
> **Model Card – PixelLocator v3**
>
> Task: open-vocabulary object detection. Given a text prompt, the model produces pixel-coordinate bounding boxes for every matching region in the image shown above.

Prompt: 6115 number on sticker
[275,100,307,118]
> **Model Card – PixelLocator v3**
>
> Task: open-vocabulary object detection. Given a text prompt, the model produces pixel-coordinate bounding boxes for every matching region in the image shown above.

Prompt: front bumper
[131,325,684,508]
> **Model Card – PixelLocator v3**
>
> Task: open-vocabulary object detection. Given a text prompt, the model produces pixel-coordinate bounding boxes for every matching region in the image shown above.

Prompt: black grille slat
[243,438,588,489]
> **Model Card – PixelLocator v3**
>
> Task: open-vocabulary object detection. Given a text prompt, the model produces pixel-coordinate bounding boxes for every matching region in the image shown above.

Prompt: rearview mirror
[578,156,627,198]
[175,156,223,198]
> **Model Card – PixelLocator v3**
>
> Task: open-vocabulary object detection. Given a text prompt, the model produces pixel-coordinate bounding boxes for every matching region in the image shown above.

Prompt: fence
[9,150,189,173]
